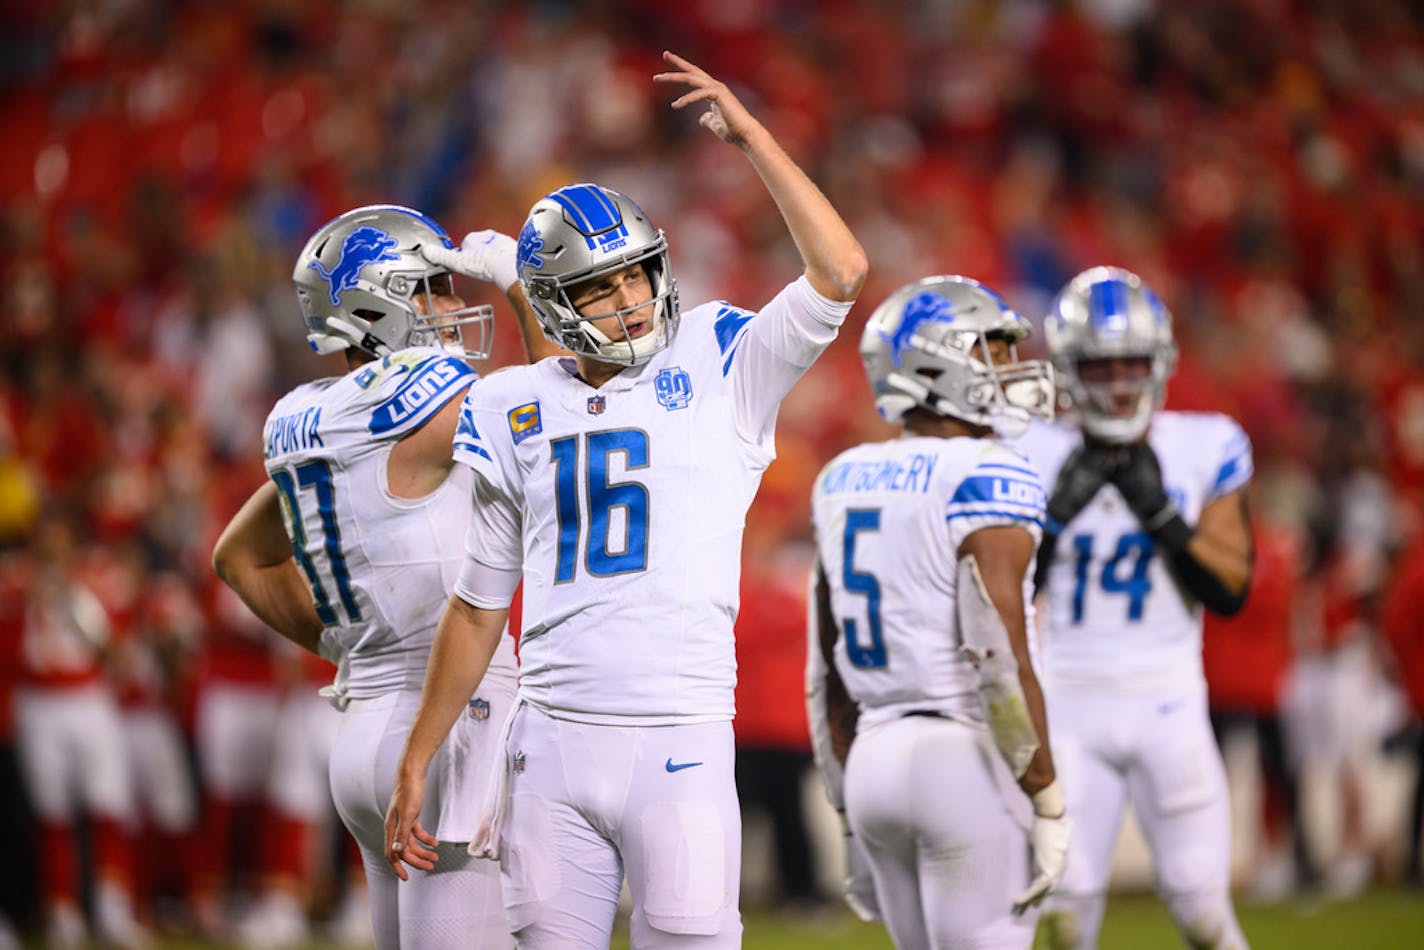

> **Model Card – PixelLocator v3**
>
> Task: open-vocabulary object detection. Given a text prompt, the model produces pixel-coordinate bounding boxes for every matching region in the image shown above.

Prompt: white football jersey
[453,276,849,725]
[263,347,515,699]
[1016,412,1253,692]
[811,436,1045,729]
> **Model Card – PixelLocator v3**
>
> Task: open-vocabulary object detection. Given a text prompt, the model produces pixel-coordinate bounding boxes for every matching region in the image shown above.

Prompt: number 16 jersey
[453,277,851,725]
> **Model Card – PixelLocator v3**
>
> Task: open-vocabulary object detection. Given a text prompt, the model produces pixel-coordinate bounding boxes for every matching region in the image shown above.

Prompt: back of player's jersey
[811,436,1045,728]
[262,348,476,698]
[1016,413,1253,692]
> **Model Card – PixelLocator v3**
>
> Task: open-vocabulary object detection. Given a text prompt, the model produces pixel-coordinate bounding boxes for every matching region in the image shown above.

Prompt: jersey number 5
[551,429,650,583]
[841,509,887,668]
[272,460,362,627]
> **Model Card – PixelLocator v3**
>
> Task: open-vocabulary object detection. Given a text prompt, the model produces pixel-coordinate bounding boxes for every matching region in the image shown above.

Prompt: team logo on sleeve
[508,401,543,443]
[307,226,400,305]
[467,698,490,721]
[587,394,606,415]
[654,367,693,411]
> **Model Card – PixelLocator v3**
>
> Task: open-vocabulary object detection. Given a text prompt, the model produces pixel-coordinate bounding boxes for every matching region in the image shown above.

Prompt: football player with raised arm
[383,50,867,949]
[1019,267,1253,950]
[213,206,558,949]
[808,276,1071,949]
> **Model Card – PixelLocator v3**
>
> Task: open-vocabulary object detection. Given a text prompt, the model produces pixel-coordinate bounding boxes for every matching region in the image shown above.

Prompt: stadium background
[1,0,1423,946]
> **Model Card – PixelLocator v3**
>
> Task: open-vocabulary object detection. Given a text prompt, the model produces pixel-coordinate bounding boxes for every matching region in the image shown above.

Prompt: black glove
[1109,441,1193,551]
[1045,444,1115,533]
[1107,441,1172,525]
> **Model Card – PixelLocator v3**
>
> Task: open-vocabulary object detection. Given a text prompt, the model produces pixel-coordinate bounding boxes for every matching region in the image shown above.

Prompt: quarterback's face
[569,263,656,343]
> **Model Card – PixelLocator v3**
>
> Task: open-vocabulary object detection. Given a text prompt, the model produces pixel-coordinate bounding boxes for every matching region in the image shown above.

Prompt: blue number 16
[551,429,651,583]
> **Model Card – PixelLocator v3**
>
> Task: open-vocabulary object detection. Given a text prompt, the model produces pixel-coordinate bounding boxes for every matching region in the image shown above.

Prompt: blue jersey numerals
[551,429,650,583]
[840,509,887,668]
[271,459,361,627]
[1070,530,1154,623]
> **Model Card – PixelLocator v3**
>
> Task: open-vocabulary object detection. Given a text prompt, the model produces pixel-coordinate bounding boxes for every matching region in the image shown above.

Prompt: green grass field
[606,888,1424,949]
[64,886,1424,948]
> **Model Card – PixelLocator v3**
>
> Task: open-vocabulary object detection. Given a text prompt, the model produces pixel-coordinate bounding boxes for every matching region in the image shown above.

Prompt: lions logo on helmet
[308,226,400,306]
[861,276,1054,436]
[293,205,495,362]
[884,292,957,366]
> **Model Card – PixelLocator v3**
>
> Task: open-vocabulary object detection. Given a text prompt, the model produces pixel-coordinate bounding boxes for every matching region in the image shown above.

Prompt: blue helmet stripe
[1087,279,1130,331]
[551,185,622,236]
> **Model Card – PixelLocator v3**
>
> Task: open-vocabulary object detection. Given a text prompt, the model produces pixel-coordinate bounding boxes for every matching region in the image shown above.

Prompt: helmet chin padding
[862,276,1055,435]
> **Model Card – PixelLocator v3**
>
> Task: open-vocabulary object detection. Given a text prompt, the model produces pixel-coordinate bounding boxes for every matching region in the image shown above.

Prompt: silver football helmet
[293,205,493,360]
[861,276,1054,436]
[516,183,678,366]
[1046,266,1177,443]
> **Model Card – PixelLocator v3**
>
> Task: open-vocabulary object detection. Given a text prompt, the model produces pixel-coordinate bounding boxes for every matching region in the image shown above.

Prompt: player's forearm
[737,125,867,302]
[506,282,562,362]
[399,595,507,778]
[1153,514,1252,615]
[219,561,325,654]
[1014,666,1056,797]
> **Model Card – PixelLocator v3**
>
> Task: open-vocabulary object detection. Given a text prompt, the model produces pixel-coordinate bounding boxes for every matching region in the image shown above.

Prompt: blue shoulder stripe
[714,304,757,377]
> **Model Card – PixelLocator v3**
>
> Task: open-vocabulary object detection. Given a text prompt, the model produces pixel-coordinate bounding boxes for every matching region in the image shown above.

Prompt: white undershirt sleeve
[452,472,523,609]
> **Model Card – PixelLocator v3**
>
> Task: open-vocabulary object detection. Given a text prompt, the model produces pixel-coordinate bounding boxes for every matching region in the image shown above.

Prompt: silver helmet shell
[861,275,1055,437]
[294,205,493,361]
[516,183,678,366]
[1046,266,1177,443]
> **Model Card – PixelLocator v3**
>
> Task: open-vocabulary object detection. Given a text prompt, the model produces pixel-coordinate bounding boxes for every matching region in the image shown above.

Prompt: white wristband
[1031,780,1065,818]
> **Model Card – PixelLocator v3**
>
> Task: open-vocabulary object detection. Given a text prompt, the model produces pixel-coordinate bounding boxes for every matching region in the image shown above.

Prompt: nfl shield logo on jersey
[467,698,490,721]
[587,394,606,415]
[512,751,526,774]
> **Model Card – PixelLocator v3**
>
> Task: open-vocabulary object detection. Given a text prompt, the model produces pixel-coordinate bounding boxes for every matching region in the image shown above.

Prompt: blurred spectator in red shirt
[1382,516,1424,887]
[1204,487,1318,898]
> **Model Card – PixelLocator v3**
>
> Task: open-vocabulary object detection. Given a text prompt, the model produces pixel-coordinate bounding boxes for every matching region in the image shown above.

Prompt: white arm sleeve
[452,472,523,609]
[732,275,853,455]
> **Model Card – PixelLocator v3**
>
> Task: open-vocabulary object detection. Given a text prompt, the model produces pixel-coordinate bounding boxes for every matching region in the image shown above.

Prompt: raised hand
[421,229,519,292]
[653,50,761,148]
